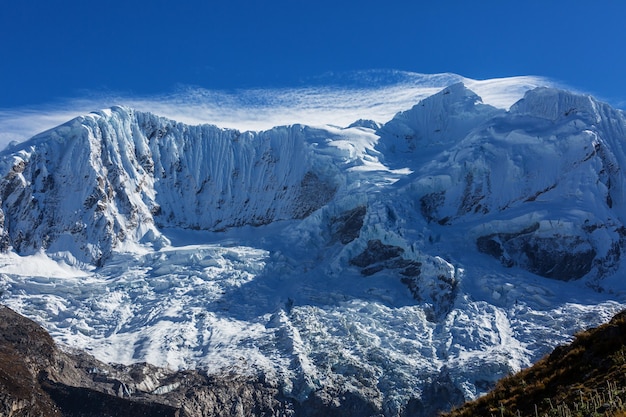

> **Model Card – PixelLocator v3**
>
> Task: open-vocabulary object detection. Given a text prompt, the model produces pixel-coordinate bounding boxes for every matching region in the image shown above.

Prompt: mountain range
[0,77,625,416]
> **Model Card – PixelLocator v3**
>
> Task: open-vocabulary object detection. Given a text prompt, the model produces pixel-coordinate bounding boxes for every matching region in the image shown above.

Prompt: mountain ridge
[0,106,346,264]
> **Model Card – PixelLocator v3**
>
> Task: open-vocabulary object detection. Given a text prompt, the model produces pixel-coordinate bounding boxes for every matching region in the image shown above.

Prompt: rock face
[475,223,597,280]
[0,306,61,417]
[0,305,279,416]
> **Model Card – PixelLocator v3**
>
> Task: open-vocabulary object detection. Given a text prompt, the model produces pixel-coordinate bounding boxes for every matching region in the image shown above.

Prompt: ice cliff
[0,109,341,264]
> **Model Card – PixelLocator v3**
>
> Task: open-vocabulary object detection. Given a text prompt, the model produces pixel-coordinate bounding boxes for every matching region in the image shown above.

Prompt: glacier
[0,80,625,416]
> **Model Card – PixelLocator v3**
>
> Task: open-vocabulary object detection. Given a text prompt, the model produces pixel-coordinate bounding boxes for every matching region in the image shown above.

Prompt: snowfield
[0,75,625,415]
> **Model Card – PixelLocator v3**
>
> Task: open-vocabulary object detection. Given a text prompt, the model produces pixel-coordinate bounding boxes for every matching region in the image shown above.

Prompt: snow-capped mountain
[1,79,625,416]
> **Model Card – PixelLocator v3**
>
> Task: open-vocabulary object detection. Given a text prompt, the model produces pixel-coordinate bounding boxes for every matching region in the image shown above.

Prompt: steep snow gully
[1,82,626,416]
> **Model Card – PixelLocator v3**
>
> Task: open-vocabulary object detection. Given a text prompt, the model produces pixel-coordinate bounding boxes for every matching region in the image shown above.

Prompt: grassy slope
[442,310,626,417]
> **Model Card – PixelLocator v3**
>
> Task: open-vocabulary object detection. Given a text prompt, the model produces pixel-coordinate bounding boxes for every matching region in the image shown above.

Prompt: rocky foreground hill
[443,309,626,417]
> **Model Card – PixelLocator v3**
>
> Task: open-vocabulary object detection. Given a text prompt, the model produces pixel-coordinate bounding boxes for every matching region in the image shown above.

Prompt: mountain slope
[1,82,626,416]
[442,309,626,417]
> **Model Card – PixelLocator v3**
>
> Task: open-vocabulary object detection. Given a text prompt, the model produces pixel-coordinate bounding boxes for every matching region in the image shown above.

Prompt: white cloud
[0,72,551,150]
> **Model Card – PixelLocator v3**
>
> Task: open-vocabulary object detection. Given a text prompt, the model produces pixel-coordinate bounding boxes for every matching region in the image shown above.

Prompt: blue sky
[1,0,625,142]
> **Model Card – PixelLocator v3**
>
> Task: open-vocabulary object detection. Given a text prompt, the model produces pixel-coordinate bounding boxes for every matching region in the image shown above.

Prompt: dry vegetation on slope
[442,310,626,417]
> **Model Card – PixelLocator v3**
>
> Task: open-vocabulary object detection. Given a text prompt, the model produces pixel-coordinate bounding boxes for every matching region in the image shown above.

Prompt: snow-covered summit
[510,86,603,122]
[377,83,503,161]
[1,83,626,416]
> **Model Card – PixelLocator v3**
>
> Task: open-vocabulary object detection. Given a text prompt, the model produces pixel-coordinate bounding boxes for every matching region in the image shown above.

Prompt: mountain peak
[510,86,602,123]
[439,81,481,100]
[0,110,342,264]
[376,83,502,162]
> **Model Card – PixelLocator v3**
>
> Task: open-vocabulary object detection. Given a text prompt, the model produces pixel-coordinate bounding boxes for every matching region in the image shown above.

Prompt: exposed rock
[0,305,296,416]
[0,306,62,417]
[477,224,597,280]
[330,206,366,244]
[350,239,405,269]
[419,191,445,224]
[292,172,337,219]
[401,369,465,417]
[349,240,457,320]
[296,387,381,417]
[40,373,179,417]
[347,119,381,130]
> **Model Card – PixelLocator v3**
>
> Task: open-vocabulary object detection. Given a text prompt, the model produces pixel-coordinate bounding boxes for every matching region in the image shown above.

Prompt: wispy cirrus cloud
[0,72,551,150]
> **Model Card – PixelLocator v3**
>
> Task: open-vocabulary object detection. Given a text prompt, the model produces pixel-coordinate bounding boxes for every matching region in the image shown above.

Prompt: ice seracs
[0,81,625,416]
